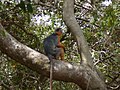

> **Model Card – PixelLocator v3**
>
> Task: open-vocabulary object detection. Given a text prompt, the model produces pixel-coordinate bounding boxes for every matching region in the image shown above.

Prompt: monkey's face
[56,31,62,36]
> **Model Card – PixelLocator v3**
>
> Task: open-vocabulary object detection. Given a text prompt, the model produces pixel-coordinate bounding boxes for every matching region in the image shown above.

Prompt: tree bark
[63,0,93,67]
[63,0,107,89]
[0,24,106,90]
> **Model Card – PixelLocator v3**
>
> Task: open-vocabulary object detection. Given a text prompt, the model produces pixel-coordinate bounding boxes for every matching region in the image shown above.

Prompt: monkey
[43,28,65,60]
[43,28,65,90]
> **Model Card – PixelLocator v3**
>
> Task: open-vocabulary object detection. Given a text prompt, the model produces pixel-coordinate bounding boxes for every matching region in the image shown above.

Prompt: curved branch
[0,23,106,90]
[63,0,93,67]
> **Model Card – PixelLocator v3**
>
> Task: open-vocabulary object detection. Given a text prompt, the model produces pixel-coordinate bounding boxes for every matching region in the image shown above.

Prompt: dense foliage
[0,0,120,90]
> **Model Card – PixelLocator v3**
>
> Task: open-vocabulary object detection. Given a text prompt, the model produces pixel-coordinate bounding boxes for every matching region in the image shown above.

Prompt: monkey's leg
[55,48,61,60]
[55,48,64,60]
[60,48,64,60]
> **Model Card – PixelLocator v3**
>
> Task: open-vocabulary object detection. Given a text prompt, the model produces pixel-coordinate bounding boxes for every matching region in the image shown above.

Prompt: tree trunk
[63,0,93,67]
[63,0,107,89]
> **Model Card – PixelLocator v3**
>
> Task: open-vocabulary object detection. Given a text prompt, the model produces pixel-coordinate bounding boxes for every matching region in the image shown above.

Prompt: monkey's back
[43,33,58,56]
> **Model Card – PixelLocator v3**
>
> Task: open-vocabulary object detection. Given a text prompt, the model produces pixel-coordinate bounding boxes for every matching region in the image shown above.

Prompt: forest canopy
[0,0,120,90]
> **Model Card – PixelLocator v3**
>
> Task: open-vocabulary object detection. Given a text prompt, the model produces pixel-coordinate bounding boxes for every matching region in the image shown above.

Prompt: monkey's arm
[57,43,64,48]
[57,36,65,48]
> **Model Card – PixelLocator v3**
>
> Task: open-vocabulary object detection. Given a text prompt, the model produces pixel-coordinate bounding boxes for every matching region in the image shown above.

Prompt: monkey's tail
[48,55,53,90]
[50,60,53,90]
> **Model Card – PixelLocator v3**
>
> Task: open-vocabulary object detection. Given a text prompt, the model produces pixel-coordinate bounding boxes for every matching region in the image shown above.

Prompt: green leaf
[27,0,31,2]
[18,0,26,12]
[27,3,33,13]
[0,29,6,37]
[27,13,31,23]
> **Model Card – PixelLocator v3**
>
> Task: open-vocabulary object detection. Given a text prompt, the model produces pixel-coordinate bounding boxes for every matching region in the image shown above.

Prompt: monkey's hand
[57,44,65,52]
[57,44,65,49]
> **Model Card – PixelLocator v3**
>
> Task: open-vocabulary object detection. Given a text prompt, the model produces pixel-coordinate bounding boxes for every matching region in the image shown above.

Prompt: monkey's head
[55,28,63,36]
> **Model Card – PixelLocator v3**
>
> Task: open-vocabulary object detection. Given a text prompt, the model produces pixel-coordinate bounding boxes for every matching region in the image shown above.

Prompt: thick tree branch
[63,0,107,89]
[0,23,106,90]
[63,0,93,67]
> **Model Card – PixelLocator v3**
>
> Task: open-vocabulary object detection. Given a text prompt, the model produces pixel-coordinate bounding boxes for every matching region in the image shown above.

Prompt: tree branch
[0,23,106,90]
[62,0,107,89]
[63,0,93,67]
